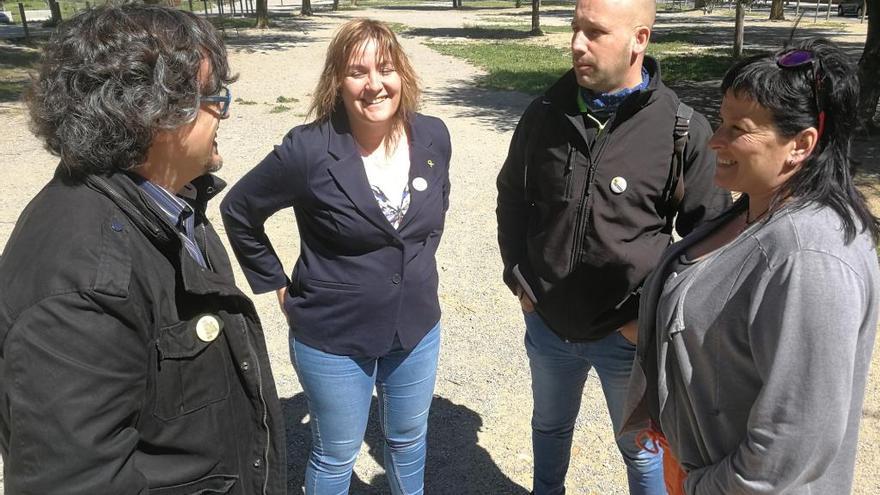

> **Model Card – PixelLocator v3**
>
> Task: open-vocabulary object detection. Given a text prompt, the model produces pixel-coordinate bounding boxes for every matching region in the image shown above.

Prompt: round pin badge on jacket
[413,177,428,192]
[195,314,223,342]
[610,176,628,194]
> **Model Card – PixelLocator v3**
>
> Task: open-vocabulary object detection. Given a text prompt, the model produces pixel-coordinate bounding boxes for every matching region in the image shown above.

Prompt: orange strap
[636,426,688,495]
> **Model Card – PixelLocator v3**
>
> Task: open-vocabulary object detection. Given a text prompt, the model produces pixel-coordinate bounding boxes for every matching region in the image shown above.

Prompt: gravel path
[0,5,878,494]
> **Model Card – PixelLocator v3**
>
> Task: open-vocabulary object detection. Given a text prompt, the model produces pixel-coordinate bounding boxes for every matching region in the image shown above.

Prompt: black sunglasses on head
[776,49,825,139]
[202,86,232,118]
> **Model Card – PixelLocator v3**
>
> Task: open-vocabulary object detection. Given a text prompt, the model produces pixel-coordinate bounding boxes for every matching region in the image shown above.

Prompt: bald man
[496,0,730,492]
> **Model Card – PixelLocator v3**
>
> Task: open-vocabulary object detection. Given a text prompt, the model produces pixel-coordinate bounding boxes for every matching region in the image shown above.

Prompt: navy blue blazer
[221,111,451,357]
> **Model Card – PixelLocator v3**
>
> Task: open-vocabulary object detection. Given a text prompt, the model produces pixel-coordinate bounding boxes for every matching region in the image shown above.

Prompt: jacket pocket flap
[157,319,216,359]
[149,473,238,494]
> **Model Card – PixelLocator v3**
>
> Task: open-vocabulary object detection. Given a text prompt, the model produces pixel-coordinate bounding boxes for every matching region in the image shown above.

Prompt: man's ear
[632,25,650,55]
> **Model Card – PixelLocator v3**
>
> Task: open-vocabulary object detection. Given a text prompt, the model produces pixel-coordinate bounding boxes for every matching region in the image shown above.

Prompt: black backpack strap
[663,101,693,235]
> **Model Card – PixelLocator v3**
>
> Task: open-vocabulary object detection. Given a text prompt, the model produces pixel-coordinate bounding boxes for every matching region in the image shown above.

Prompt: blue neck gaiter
[578,67,650,119]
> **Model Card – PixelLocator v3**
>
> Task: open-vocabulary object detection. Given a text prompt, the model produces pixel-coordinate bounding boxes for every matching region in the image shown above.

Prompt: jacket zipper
[569,115,611,274]
[197,221,213,271]
[564,145,575,199]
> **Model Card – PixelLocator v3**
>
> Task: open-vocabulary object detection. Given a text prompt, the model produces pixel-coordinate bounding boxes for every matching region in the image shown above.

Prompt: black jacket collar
[79,168,225,248]
[544,55,666,126]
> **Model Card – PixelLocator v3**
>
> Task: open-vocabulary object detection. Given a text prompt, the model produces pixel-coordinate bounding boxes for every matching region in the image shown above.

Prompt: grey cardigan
[624,200,879,494]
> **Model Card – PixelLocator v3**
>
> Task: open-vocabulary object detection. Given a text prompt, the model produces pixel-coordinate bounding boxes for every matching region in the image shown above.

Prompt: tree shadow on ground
[650,12,864,51]
[215,15,327,52]
[371,4,519,11]
[425,79,533,133]
[0,41,41,103]
[282,393,528,494]
[407,26,533,39]
[504,7,578,19]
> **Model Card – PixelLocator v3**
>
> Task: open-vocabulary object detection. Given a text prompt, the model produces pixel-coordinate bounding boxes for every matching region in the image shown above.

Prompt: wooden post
[18,2,28,39]
[734,0,745,57]
[188,0,193,11]
[203,0,209,14]
[49,0,62,22]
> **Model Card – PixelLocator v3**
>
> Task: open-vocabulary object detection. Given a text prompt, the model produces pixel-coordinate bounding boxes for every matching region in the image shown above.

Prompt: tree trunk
[769,0,785,19]
[516,0,522,7]
[530,0,543,35]
[301,0,312,15]
[332,0,339,9]
[734,0,745,57]
[695,0,707,11]
[857,0,880,129]
[255,0,268,27]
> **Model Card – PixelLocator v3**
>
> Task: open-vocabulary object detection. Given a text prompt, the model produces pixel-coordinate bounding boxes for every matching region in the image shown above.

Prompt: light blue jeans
[290,323,440,495]
[524,311,664,495]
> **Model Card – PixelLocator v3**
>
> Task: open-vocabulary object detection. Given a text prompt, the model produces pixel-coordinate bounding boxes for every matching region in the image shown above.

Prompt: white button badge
[412,177,428,192]
[610,176,628,194]
[195,314,223,342]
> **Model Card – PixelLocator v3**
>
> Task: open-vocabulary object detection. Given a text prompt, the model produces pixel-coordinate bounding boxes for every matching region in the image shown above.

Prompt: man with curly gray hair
[0,4,286,493]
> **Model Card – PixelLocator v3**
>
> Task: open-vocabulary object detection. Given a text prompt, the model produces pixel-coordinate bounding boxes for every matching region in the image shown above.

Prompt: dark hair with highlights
[27,4,236,177]
[307,18,421,137]
[720,38,878,244]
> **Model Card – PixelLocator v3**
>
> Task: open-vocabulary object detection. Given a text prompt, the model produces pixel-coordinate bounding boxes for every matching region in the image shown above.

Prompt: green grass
[454,0,517,7]
[6,0,50,9]
[408,22,567,40]
[0,79,28,102]
[177,0,220,12]
[338,0,524,9]
[269,104,292,113]
[337,0,431,7]
[427,42,570,94]
[207,15,260,29]
[276,95,299,103]
[235,97,258,105]
[649,44,739,83]
[427,37,751,94]
[384,21,409,33]
[465,22,570,34]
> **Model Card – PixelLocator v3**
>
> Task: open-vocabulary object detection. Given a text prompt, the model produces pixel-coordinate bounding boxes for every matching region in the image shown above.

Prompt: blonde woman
[221,19,451,495]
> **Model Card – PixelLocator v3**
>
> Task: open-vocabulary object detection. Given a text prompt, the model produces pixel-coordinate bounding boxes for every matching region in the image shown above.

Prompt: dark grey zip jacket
[0,169,286,494]
[497,57,731,341]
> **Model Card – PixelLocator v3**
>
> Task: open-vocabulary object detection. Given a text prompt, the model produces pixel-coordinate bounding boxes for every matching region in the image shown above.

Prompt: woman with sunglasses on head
[622,37,880,494]
[220,18,451,495]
